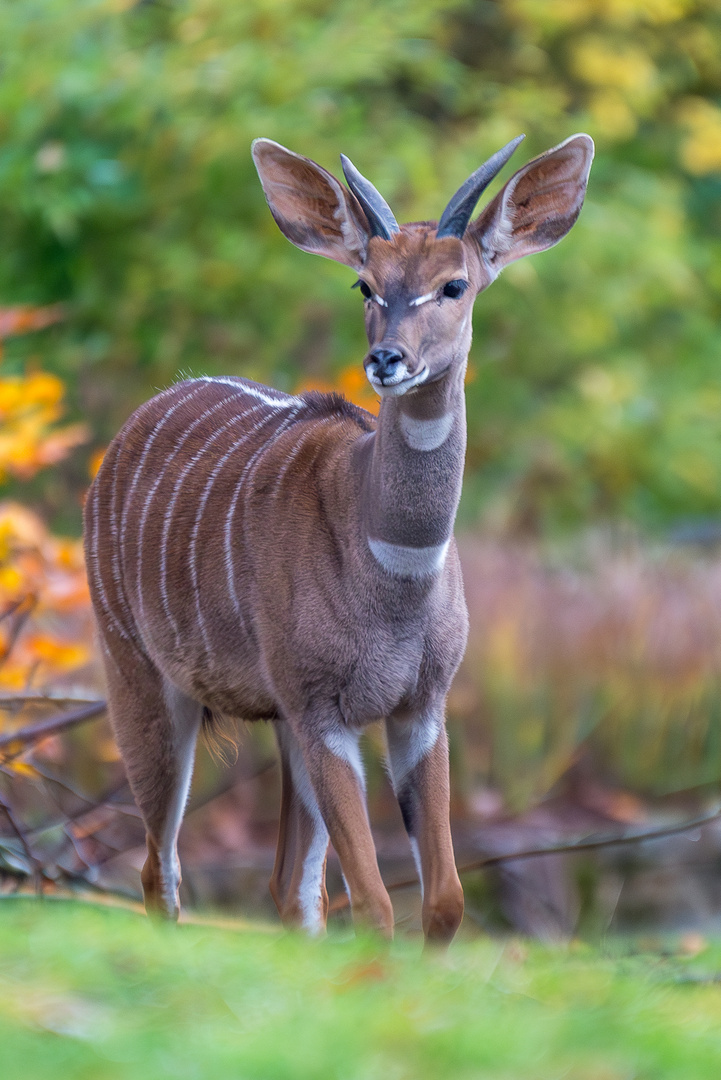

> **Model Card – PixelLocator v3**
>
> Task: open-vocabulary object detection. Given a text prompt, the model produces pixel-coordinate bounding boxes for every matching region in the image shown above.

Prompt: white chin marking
[399,412,453,451]
[369,366,429,398]
[368,537,449,578]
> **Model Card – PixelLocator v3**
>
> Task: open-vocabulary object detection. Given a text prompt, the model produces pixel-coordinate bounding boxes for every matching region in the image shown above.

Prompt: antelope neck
[360,364,467,577]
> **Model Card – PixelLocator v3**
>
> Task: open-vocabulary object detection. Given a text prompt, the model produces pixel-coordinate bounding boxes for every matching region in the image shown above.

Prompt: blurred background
[2,0,721,939]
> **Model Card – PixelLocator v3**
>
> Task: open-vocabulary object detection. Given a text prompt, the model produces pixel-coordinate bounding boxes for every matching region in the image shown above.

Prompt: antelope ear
[470,134,594,278]
[252,138,370,270]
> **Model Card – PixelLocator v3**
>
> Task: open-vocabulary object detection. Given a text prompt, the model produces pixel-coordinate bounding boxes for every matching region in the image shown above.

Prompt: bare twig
[0,700,106,751]
[0,595,37,664]
[0,786,44,879]
[328,805,721,913]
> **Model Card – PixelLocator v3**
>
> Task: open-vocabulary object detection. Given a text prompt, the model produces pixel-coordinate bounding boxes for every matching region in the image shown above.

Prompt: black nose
[368,347,406,382]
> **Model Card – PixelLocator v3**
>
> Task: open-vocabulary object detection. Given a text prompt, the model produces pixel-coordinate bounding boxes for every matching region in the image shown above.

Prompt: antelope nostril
[368,347,406,382]
[370,347,405,366]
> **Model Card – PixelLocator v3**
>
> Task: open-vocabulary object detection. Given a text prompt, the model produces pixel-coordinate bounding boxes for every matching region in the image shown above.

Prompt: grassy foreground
[2,900,721,1078]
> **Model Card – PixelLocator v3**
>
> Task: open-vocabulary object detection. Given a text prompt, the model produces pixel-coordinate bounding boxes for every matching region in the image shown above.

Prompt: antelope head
[252,133,594,397]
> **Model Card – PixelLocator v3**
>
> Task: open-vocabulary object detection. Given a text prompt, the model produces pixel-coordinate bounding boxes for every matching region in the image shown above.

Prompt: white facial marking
[399,412,453,452]
[323,727,366,792]
[385,712,442,792]
[368,537,449,578]
[367,362,408,388]
[373,294,388,308]
[370,365,430,398]
[408,292,435,308]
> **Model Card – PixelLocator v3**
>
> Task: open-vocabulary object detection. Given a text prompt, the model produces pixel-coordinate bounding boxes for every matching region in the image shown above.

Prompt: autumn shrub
[0,308,94,696]
[454,535,721,810]
[1,0,721,530]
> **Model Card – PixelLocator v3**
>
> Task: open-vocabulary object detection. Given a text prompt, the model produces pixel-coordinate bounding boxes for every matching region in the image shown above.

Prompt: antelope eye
[442,279,468,299]
[358,281,372,300]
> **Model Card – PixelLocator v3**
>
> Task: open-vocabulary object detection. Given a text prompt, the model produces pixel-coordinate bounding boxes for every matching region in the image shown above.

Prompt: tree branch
[0,700,106,751]
[328,805,721,913]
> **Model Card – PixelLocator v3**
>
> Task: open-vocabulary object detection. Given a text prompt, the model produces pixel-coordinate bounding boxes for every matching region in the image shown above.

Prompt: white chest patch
[368,537,450,578]
[399,412,453,452]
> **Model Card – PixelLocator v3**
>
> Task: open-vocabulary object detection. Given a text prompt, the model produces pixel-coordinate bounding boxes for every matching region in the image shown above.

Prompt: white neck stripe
[399,412,454,451]
[368,537,449,578]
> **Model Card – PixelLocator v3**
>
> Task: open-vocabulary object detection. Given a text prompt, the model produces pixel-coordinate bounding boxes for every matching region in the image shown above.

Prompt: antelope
[84,131,593,946]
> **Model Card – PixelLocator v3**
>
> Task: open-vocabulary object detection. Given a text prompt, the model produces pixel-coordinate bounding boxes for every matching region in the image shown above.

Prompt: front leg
[385,707,464,946]
[294,715,395,939]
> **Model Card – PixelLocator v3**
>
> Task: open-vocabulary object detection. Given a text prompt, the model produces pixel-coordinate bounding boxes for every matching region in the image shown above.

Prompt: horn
[436,134,525,239]
[340,154,400,241]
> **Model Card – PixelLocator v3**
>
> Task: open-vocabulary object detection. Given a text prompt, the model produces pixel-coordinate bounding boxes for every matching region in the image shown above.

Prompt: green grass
[2,899,721,1079]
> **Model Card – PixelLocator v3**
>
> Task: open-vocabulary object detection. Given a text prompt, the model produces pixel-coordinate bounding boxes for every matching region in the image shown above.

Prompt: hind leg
[270,721,329,934]
[101,641,202,919]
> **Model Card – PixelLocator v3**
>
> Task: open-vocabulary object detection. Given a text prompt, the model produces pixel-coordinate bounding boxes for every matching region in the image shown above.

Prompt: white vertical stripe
[187,406,284,656]
[88,478,132,643]
[107,444,138,639]
[135,394,243,634]
[224,405,302,616]
[119,383,204,568]
[270,417,336,499]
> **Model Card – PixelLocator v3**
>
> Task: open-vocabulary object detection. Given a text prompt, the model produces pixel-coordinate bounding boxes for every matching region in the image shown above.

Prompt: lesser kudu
[85,132,593,945]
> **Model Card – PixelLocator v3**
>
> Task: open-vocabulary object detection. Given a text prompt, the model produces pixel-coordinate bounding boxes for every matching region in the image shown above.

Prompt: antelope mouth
[367,365,429,398]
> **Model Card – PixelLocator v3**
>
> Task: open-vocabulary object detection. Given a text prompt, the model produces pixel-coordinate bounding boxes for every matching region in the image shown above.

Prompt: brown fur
[85,134,593,944]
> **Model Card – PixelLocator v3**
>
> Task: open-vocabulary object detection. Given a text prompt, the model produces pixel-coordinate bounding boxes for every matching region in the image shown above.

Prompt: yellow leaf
[2,758,40,779]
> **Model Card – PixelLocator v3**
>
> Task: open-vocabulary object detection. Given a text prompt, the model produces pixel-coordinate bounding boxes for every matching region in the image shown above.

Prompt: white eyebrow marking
[409,292,435,307]
[373,294,387,308]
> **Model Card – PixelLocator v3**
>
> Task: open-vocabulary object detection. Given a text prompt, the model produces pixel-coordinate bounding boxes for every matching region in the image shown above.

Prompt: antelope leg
[385,709,463,946]
[295,718,394,938]
[270,720,329,934]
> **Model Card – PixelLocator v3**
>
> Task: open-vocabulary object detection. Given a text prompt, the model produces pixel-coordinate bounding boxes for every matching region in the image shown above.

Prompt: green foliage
[3,899,721,1079]
[1,0,721,531]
